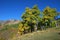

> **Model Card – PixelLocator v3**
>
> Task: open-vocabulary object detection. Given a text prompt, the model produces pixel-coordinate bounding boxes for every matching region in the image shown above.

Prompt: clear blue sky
[0,0,60,20]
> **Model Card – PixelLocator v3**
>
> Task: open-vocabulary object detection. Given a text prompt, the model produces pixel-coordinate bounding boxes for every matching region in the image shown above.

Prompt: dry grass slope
[10,27,60,40]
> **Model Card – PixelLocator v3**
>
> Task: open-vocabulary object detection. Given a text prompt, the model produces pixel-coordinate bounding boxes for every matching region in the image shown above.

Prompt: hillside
[10,27,60,40]
[0,20,20,40]
[0,20,20,29]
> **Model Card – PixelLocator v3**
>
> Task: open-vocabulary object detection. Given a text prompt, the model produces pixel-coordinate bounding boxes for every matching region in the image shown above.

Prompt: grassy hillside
[10,27,60,40]
[0,24,19,40]
[0,23,60,40]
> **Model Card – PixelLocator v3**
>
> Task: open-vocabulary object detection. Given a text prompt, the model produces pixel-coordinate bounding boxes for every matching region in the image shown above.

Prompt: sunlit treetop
[43,6,57,19]
[21,5,41,24]
[32,5,40,16]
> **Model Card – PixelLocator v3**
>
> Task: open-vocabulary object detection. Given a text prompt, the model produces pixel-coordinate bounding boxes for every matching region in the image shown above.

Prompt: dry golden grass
[10,27,60,40]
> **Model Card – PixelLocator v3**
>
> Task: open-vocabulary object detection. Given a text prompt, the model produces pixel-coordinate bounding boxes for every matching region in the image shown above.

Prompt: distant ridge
[0,19,20,26]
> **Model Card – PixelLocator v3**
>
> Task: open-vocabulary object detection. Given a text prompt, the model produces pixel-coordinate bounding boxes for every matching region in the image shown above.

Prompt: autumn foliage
[18,5,57,35]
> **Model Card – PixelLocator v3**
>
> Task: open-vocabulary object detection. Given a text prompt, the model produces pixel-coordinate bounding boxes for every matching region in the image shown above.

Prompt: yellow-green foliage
[18,22,30,35]
[43,6,57,19]
[18,5,57,35]
[18,22,24,34]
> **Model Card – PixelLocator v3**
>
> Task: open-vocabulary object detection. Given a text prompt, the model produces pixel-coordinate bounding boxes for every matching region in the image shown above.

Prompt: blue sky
[0,0,60,20]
